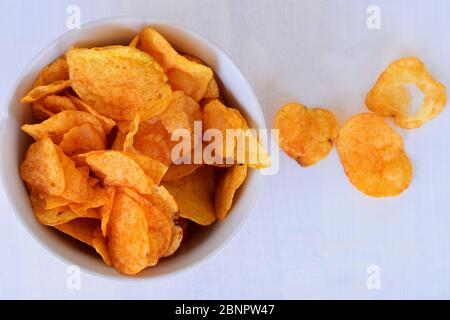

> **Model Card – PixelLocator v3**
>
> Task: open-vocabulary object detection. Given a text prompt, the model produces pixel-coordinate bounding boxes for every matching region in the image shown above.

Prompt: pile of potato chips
[275,57,446,197]
[19,27,269,275]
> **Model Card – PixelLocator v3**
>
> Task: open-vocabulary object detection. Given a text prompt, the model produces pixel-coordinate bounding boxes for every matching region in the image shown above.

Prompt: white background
[1,0,450,299]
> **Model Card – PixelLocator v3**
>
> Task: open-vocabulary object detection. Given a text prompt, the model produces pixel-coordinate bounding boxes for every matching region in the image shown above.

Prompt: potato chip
[21,110,105,144]
[32,56,69,88]
[82,150,155,194]
[108,190,158,275]
[100,186,115,237]
[274,103,338,166]
[215,165,247,220]
[164,226,183,257]
[92,228,112,266]
[67,45,172,121]
[336,113,412,197]
[203,99,270,168]
[138,27,213,101]
[156,90,202,133]
[162,164,202,182]
[20,80,71,103]
[163,166,216,226]
[20,138,65,196]
[129,35,140,48]
[123,114,141,152]
[60,123,106,156]
[55,218,99,246]
[124,152,168,184]
[67,94,116,134]
[32,103,55,121]
[39,95,77,113]
[366,57,447,129]
[183,54,220,99]
[45,195,71,210]
[30,193,77,226]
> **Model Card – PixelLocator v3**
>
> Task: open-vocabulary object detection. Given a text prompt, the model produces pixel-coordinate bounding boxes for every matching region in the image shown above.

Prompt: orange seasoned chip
[81,150,155,194]
[164,226,183,257]
[215,165,247,220]
[336,113,412,197]
[129,35,140,48]
[30,193,77,226]
[100,186,115,237]
[21,80,71,103]
[60,123,106,156]
[33,56,69,88]
[20,138,65,196]
[274,102,338,166]
[92,228,112,266]
[67,45,172,121]
[66,94,116,134]
[124,152,168,184]
[183,54,220,99]
[108,189,158,275]
[138,27,213,101]
[39,95,77,113]
[162,163,202,182]
[21,110,105,144]
[54,218,99,245]
[366,57,447,129]
[163,165,216,226]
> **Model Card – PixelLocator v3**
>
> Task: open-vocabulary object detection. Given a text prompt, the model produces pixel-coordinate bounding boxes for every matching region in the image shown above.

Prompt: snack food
[19,28,269,275]
[274,103,338,166]
[336,113,412,197]
[366,57,447,129]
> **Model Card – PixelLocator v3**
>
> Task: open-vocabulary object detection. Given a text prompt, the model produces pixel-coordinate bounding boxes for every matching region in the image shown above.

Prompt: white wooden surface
[1,0,450,299]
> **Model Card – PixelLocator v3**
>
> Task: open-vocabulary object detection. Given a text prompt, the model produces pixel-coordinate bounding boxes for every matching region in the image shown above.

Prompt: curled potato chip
[67,94,116,134]
[274,103,338,166]
[164,226,183,257]
[39,95,77,113]
[366,57,447,129]
[81,150,155,194]
[21,110,105,144]
[67,45,172,121]
[20,138,65,196]
[183,54,220,99]
[336,113,412,197]
[21,80,71,103]
[33,56,69,88]
[55,218,99,246]
[163,165,216,226]
[203,99,271,168]
[108,189,158,275]
[92,228,112,266]
[162,164,202,182]
[60,123,106,156]
[124,152,168,184]
[100,186,115,237]
[30,193,77,226]
[138,27,213,101]
[215,165,247,220]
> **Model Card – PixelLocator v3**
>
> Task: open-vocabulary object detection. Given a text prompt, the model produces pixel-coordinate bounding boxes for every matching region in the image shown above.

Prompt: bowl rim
[1,15,267,281]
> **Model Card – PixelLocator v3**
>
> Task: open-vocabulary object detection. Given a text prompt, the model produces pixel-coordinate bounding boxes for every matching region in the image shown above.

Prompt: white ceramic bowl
[1,17,266,279]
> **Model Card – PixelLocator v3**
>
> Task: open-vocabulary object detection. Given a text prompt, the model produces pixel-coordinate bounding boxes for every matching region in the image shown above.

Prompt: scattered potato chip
[21,110,105,144]
[67,45,172,121]
[163,166,216,226]
[60,123,106,156]
[67,94,116,134]
[81,150,155,194]
[215,165,247,220]
[366,57,447,129]
[274,103,338,166]
[336,113,412,197]
[162,164,202,182]
[108,189,158,275]
[139,27,213,101]
[20,138,65,196]
[21,80,71,103]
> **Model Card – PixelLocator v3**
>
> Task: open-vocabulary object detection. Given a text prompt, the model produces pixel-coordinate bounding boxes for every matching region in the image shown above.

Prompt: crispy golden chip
[156,90,202,133]
[366,57,447,129]
[67,45,172,121]
[108,190,158,275]
[162,164,202,182]
[138,27,213,101]
[21,110,105,144]
[183,54,220,99]
[39,95,77,113]
[21,80,71,103]
[215,165,247,220]
[54,218,99,246]
[60,123,106,156]
[45,195,71,210]
[203,99,271,168]
[92,228,112,266]
[100,186,115,237]
[163,165,216,226]
[274,103,338,166]
[81,150,155,194]
[164,226,183,257]
[33,56,69,88]
[32,103,55,121]
[20,138,65,196]
[124,152,168,184]
[67,94,116,134]
[30,193,77,226]
[336,113,412,197]
[123,114,141,152]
